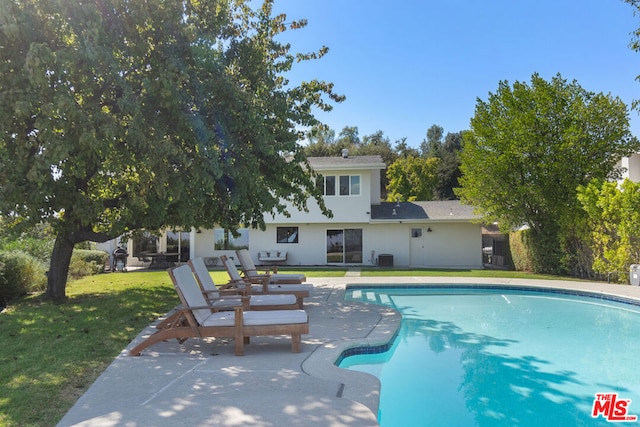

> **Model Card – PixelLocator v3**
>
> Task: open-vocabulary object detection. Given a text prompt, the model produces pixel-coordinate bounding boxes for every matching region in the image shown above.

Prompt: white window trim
[323,174,361,197]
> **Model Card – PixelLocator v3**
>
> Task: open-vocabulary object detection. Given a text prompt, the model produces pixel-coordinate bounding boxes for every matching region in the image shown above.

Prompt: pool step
[349,290,393,306]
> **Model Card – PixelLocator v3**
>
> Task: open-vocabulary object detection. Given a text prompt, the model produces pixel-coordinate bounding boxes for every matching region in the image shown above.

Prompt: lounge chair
[220,255,312,309]
[187,257,299,311]
[236,249,306,284]
[129,265,309,356]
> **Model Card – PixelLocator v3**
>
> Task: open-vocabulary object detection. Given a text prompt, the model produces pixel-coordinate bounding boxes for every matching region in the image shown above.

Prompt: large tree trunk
[46,233,75,301]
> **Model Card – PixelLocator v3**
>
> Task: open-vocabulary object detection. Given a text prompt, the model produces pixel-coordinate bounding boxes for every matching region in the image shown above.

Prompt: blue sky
[273,0,640,148]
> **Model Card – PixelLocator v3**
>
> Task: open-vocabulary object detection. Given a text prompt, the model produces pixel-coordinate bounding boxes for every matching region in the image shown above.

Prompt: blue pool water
[340,287,640,427]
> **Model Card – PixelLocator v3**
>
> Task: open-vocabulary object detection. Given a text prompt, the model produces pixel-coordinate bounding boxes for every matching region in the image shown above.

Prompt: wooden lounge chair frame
[220,255,309,309]
[187,257,299,311]
[129,265,308,356]
[236,249,306,284]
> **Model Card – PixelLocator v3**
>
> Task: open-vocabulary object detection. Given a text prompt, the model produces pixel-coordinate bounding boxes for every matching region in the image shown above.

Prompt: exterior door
[344,229,363,263]
[167,230,190,262]
[326,229,344,263]
[327,229,363,264]
[410,227,425,266]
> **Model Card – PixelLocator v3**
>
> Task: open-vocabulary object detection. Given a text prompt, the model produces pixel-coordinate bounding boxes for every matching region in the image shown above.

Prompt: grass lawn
[0,267,577,426]
[0,271,177,427]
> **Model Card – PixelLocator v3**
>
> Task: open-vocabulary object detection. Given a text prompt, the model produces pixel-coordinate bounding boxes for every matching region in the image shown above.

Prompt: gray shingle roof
[370,200,479,221]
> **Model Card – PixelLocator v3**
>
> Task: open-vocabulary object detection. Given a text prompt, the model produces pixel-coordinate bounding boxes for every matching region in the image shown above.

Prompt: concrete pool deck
[57,276,640,427]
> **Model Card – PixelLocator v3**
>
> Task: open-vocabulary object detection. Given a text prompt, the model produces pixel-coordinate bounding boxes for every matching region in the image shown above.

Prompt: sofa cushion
[258,250,287,261]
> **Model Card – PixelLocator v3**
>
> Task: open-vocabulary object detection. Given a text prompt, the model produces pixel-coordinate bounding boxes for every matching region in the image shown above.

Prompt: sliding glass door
[326,229,362,264]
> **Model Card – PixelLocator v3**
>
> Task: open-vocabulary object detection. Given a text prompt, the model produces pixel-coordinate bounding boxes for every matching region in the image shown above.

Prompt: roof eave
[310,163,387,171]
[369,218,479,223]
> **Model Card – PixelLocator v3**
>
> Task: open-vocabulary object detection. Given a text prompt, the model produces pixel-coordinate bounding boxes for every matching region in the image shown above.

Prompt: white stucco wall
[192,229,216,258]
[370,169,382,204]
[111,219,482,270]
[267,167,375,224]
[365,222,482,268]
[619,153,640,184]
[420,222,482,268]
[628,153,640,183]
[245,223,329,266]
[213,221,483,269]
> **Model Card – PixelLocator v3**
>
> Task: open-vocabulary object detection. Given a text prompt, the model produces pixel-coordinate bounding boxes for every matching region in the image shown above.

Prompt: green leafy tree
[0,0,343,300]
[331,125,358,155]
[417,125,463,200]
[434,131,463,200]
[303,125,359,157]
[457,73,638,274]
[420,124,443,158]
[354,130,397,198]
[394,137,420,158]
[355,130,397,165]
[336,125,360,147]
[386,156,439,202]
[577,179,640,282]
[627,0,640,110]
[304,124,337,156]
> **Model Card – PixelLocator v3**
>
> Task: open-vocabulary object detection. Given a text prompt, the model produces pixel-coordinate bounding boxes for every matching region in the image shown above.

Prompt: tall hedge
[509,229,534,272]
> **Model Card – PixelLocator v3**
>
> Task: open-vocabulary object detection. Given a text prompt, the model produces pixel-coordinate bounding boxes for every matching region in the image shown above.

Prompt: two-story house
[105,153,484,269]
[192,153,482,268]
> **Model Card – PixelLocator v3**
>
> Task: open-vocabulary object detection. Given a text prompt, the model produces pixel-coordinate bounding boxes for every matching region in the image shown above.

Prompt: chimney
[342,148,349,158]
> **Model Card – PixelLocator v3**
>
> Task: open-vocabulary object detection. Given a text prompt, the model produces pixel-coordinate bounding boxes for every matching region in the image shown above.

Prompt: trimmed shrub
[68,250,109,279]
[0,250,47,303]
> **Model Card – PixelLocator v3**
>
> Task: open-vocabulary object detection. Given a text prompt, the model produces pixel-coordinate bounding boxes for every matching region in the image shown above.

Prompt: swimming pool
[340,286,640,427]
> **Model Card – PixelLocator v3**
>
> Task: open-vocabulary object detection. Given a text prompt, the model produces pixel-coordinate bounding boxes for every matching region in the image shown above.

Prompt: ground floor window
[326,229,362,263]
[277,227,299,243]
[132,231,158,257]
[167,230,190,262]
[214,228,249,250]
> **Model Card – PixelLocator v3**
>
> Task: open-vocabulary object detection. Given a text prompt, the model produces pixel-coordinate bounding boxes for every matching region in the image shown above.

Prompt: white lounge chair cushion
[210,298,242,308]
[266,283,314,292]
[244,310,307,326]
[202,309,308,327]
[250,283,314,293]
[249,294,296,306]
[267,273,306,283]
[201,311,234,326]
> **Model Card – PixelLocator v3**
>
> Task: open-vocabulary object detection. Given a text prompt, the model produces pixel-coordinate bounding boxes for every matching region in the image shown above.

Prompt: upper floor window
[318,175,360,196]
